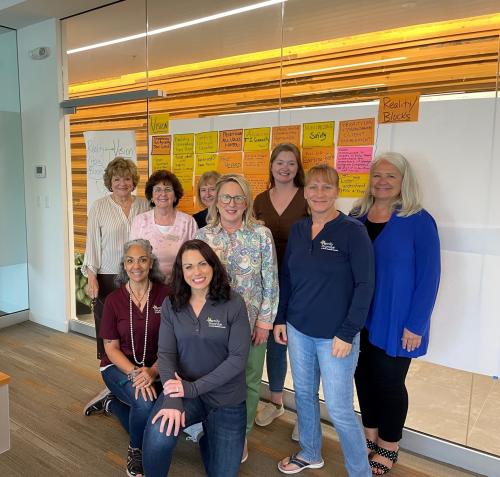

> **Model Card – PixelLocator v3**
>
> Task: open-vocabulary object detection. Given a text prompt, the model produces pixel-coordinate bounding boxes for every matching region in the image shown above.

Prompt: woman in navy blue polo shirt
[274,164,374,476]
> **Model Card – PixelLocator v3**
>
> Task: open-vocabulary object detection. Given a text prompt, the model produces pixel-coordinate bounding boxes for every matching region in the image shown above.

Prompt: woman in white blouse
[82,156,149,359]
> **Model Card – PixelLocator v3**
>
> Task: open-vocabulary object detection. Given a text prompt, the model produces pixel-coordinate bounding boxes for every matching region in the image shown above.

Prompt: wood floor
[0,322,481,477]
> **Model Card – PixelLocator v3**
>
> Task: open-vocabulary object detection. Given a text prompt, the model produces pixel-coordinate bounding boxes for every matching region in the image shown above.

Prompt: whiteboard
[168,93,500,376]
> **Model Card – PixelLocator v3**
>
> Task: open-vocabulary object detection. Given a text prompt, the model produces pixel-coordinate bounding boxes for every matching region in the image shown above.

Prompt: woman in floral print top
[195,173,278,462]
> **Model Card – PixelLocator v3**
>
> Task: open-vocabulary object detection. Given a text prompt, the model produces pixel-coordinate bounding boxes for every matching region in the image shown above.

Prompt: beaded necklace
[129,280,151,367]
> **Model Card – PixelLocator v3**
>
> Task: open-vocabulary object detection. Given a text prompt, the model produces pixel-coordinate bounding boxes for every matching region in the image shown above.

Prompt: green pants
[245,341,267,433]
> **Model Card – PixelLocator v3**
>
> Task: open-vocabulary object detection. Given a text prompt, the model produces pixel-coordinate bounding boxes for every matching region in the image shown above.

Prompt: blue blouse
[357,209,440,358]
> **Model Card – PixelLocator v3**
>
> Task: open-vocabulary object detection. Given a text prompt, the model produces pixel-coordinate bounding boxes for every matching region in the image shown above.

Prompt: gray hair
[351,152,422,217]
[115,239,166,285]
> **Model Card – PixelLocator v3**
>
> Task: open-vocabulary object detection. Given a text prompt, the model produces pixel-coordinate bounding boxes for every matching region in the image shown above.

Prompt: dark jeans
[143,397,246,477]
[93,274,117,359]
[266,330,288,393]
[354,328,412,442]
[101,365,160,448]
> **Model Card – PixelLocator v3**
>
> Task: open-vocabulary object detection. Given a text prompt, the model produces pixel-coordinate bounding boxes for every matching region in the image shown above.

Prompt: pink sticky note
[336,146,373,173]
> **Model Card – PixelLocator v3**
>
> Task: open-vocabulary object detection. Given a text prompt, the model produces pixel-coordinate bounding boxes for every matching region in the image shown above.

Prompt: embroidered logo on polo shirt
[153,305,162,314]
[206,317,226,329]
[320,240,339,252]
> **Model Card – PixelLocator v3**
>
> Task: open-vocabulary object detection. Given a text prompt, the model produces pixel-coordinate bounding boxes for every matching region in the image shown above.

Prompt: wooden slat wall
[70,18,500,252]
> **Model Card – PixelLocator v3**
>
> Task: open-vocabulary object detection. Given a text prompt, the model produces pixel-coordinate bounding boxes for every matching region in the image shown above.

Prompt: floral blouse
[195,223,279,331]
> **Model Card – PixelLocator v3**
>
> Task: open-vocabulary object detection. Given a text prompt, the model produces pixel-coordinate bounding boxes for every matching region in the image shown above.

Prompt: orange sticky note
[338,119,375,146]
[378,93,420,123]
[243,151,269,175]
[243,127,270,152]
[219,129,243,152]
[271,125,301,149]
[338,173,369,197]
[302,147,335,171]
[218,152,243,174]
[151,135,171,155]
[245,174,268,197]
[174,170,194,194]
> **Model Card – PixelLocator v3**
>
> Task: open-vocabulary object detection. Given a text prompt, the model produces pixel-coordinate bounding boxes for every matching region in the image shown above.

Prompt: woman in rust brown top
[253,143,308,435]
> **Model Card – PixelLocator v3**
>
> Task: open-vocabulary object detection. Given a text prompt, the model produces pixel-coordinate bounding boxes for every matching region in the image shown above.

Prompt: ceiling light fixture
[292,84,386,96]
[67,0,287,55]
[286,57,407,76]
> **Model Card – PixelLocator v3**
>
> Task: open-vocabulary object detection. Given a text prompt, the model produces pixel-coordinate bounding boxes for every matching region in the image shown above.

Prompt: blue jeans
[143,397,246,477]
[287,323,370,477]
[266,330,288,393]
[101,365,159,448]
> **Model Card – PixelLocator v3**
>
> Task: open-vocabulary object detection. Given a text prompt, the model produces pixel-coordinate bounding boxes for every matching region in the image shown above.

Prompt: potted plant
[75,252,92,315]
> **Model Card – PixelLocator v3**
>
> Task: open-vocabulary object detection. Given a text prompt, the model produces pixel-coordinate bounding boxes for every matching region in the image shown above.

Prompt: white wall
[17,19,71,332]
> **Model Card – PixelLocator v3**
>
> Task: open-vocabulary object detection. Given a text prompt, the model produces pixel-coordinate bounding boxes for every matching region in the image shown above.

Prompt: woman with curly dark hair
[143,239,250,477]
[130,170,197,281]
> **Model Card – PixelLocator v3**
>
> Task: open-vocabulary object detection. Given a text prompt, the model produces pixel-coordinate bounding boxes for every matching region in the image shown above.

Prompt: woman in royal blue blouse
[351,152,441,475]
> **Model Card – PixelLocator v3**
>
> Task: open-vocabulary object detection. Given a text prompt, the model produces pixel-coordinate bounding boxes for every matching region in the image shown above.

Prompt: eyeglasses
[219,194,246,204]
[153,185,174,194]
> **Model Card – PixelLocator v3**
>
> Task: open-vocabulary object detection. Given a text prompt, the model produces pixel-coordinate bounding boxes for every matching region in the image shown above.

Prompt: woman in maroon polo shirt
[84,238,169,477]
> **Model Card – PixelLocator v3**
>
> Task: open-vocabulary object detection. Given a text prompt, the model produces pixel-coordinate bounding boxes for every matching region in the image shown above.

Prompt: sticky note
[149,113,169,134]
[271,125,301,149]
[302,121,334,148]
[173,133,194,155]
[174,170,194,194]
[336,146,373,173]
[243,127,270,152]
[151,155,171,172]
[302,147,334,171]
[218,152,243,174]
[378,93,420,123]
[151,135,171,155]
[243,151,269,174]
[338,173,369,197]
[195,131,218,154]
[219,129,243,152]
[172,153,194,172]
[195,153,218,175]
[338,119,375,146]
[245,174,268,197]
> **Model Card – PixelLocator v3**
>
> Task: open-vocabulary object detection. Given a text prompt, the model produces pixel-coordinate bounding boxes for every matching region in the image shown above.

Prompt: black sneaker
[83,387,113,416]
[126,445,144,477]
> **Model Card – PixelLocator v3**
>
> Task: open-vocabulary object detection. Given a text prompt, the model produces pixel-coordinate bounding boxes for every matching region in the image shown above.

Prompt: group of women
[82,144,440,477]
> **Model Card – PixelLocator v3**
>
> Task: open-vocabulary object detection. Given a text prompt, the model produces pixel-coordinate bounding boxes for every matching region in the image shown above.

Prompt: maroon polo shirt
[99,282,170,368]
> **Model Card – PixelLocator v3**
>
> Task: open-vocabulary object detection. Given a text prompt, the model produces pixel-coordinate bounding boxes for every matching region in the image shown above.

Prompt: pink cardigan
[130,209,198,281]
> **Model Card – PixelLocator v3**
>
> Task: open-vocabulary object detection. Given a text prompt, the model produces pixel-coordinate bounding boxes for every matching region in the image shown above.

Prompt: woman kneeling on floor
[143,239,250,477]
[85,239,169,477]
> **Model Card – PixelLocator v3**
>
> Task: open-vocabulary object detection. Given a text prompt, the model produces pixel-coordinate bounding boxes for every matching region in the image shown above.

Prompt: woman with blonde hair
[83,157,149,359]
[351,152,440,475]
[193,171,220,228]
[195,174,279,463]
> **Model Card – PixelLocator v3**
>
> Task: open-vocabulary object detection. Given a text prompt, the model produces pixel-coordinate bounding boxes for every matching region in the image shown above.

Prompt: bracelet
[127,367,138,382]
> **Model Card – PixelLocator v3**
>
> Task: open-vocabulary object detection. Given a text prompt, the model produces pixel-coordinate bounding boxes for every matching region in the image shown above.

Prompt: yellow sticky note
[243,127,270,152]
[173,153,194,172]
[174,170,194,194]
[302,121,334,148]
[173,133,195,155]
[338,173,369,198]
[152,155,171,172]
[195,131,218,154]
[196,154,218,175]
[149,113,170,134]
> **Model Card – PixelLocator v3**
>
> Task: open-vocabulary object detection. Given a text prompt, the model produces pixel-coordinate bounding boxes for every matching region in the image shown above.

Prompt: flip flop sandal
[277,453,325,474]
[369,446,398,475]
[366,439,378,452]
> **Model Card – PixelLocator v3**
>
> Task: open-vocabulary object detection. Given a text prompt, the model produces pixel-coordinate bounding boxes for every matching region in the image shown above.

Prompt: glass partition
[0,26,28,317]
[61,0,500,460]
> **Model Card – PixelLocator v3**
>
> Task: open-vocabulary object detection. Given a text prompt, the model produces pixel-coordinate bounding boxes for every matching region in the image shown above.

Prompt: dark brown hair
[144,170,183,207]
[169,240,231,311]
[269,143,305,188]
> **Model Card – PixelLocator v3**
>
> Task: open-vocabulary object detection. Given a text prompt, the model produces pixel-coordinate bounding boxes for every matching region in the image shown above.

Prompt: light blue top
[358,209,440,358]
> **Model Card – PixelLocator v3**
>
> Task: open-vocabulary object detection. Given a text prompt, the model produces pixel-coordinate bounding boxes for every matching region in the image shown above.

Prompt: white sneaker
[291,421,299,442]
[255,402,285,427]
[184,422,204,442]
[241,437,248,463]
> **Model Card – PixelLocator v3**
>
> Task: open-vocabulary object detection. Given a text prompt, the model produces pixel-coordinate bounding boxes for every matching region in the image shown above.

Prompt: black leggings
[354,328,411,443]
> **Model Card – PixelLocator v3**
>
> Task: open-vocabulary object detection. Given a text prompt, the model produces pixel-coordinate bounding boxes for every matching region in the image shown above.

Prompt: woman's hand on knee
[331,337,352,358]
[152,408,186,436]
